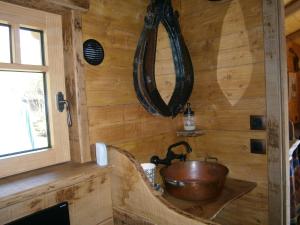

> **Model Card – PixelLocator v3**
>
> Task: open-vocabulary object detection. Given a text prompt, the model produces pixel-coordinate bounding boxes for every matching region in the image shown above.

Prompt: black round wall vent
[83,39,104,65]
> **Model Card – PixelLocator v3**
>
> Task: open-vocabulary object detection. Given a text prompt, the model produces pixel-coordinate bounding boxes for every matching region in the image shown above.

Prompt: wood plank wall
[82,0,268,224]
[82,0,183,163]
[155,24,176,104]
[286,40,300,123]
[180,0,268,225]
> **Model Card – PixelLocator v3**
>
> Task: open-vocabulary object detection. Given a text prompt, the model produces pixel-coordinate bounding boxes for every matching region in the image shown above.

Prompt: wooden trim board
[63,11,91,163]
[263,0,290,224]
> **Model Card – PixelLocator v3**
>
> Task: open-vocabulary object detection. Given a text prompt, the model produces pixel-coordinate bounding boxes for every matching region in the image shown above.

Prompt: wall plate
[250,115,266,130]
[250,139,266,154]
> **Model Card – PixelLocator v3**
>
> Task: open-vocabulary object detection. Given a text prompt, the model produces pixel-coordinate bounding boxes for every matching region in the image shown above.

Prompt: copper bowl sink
[160,160,229,201]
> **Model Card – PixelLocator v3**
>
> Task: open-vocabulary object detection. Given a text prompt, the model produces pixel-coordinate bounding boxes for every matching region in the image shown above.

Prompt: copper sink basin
[160,160,229,201]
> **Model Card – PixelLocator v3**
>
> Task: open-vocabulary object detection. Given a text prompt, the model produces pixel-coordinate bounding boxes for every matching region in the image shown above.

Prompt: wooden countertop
[0,162,111,209]
[162,178,256,220]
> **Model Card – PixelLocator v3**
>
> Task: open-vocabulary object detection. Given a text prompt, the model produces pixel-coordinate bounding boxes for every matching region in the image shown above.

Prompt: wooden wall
[82,0,183,163]
[287,40,300,124]
[155,24,176,104]
[0,2,270,223]
[82,0,268,224]
[180,0,268,225]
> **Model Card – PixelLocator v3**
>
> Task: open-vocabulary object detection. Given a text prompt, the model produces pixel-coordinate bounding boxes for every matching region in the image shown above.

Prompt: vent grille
[83,39,104,66]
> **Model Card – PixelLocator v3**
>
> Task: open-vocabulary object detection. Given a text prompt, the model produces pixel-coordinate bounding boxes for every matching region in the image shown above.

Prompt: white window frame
[0,1,70,178]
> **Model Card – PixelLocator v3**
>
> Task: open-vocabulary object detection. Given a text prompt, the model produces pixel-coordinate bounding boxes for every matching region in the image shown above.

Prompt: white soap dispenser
[183,103,196,131]
[95,143,108,166]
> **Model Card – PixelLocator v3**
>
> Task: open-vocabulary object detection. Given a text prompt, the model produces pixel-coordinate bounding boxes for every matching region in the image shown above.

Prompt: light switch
[250,115,266,130]
[250,139,266,154]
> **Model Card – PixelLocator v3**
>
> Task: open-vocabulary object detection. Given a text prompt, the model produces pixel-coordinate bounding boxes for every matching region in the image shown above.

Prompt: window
[0,2,70,178]
[0,24,11,63]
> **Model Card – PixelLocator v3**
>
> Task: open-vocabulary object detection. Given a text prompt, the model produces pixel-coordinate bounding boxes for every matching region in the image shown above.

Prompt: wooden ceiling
[286,0,300,44]
[285,0,294,5]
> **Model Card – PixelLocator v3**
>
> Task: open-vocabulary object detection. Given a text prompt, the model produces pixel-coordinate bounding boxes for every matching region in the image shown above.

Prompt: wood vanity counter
[162,178,256,220]
[109,146,257,225]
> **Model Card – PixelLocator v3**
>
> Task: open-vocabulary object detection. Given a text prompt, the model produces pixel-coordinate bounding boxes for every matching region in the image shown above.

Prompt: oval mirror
[133,0,194,118]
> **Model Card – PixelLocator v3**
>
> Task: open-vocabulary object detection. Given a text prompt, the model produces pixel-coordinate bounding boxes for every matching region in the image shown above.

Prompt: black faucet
[150,141,192,166]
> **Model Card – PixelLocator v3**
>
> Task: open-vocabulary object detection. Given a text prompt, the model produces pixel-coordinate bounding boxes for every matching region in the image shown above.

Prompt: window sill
[0,162,111,209]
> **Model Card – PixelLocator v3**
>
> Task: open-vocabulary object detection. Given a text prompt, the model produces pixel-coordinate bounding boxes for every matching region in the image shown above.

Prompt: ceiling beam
[49,0,89,11]
[285,0,300,17]
[287,29,300,40]
[0,0,90,14]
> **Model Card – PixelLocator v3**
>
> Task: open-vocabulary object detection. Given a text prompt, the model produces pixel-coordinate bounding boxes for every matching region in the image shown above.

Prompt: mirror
[133,0,194,117]
[155,24,176,105]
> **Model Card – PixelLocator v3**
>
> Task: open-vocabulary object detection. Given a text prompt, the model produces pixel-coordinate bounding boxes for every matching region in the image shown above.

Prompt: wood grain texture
[286,41,300,123]
[284,0,294,6]
[0,0,89,14]
[114,209,155,225]
[0,0,275,224]
[181,0,268,224]
[82,0,269,224]
[185,131,267,224]
[98,218,114,225]
[264,0,290,224]
[109,146,217,225]
[285,0,300,17]
[63,11,91,163]
[0,163,112,225]
[47,176,112,225]
[285,10,300,36]
[0,162,111,209]
[82,0,184,162]
[285,0,300,44]
[50,0,89,11]
[163,178,256,220]
[287,29,300,46]
[155,24,176,104]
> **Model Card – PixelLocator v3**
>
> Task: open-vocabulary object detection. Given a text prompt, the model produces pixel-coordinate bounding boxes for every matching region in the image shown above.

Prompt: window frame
[0,23,13,63]
[0,1,70,178]
[0,70,52,158]
[19,26,45,66]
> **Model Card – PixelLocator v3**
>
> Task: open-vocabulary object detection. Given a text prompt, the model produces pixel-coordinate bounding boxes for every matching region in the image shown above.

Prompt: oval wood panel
[217,0,252,106]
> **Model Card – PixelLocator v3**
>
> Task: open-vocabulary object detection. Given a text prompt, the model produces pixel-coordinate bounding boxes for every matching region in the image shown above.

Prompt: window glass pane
[0,71,50,157]
[0,24,11,63]
[20,28,44,65]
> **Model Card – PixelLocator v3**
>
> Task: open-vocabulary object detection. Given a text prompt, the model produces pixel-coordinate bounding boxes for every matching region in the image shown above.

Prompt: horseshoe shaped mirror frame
[133,0,194,117]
